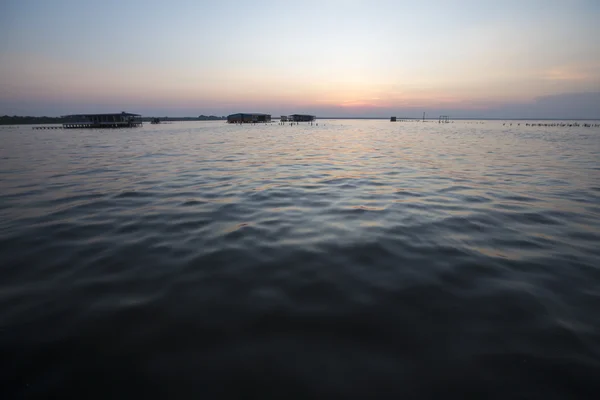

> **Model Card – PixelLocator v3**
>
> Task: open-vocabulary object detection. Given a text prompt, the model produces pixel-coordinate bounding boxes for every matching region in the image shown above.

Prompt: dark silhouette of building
[62,112,142,129]
[227,113,271,123]
[290,114,315,122]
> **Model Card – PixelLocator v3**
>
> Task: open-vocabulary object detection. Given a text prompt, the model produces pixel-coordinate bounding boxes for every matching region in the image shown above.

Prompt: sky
[0,0,599,118]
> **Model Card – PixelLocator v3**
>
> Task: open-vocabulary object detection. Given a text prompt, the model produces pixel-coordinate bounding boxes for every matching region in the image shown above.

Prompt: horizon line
[3,115,599,121]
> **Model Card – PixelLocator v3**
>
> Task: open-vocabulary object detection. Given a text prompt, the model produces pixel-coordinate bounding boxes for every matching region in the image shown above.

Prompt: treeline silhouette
[197,115,226,120]
[146,115,226,121]
[0,115,67,125]
[0,115,227,125]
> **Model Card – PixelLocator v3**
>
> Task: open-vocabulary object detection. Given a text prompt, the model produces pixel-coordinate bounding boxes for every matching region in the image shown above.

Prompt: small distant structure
[439,115,450,123]
[150,118,161,124]
[227,113,271,123]
[280,115,288,122]
[62,112,142,129]
[290,114,315,122]
[390,116,397,122]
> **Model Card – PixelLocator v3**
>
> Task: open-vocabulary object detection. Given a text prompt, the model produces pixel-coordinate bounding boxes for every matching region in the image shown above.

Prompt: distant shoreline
[0,115,226,125]
[1,115,598,125]
[317,117,600,121]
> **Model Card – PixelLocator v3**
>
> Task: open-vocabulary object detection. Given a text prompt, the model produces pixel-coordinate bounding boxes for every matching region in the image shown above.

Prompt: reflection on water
[1,120,600,397]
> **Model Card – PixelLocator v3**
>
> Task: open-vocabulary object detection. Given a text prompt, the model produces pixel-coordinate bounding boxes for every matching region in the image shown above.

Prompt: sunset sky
[1,0,599,118]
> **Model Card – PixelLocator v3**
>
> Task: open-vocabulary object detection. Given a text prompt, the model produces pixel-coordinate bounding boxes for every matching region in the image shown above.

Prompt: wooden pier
[62,121,143,129]
[32,122,143,129]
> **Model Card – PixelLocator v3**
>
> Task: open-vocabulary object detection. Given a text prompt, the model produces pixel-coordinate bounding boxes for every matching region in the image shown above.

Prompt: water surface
[1,120,600,398]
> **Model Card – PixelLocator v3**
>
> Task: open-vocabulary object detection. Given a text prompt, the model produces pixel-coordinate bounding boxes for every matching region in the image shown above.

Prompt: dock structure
[61,112,143,129]
[390,116,397,122]
[290,114,315,122]
[439,115,450,123]
[227,113,271,124]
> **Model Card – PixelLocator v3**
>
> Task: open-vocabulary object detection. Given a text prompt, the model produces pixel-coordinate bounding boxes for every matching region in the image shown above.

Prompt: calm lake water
[1,119,600,398]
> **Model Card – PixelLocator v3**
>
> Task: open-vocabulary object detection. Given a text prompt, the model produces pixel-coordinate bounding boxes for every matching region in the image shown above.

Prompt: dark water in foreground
[1,120,600,398]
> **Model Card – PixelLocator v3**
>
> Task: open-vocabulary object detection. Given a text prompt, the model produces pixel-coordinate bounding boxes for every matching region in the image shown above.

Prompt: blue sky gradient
[1,0,599,117]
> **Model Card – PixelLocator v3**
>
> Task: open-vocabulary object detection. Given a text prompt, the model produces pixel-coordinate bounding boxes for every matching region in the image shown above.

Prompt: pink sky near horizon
[1,0,599,117]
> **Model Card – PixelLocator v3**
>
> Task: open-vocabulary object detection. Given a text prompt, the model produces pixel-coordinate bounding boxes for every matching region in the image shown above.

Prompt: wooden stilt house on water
[62,112,143,129]
[290,114,315,122]
[227,113,271,123]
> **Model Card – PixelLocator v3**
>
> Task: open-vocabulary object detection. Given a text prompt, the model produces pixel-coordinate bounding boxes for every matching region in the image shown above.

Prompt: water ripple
[1,120,600,397]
